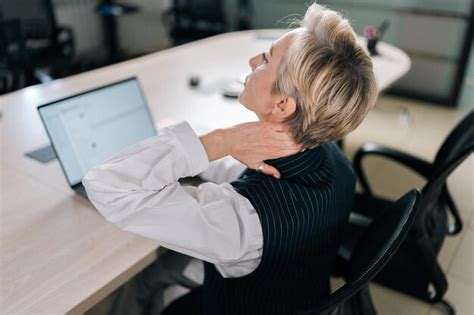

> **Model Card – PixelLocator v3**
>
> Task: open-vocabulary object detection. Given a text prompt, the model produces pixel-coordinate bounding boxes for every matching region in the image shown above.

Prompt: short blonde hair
[273,3,378,148]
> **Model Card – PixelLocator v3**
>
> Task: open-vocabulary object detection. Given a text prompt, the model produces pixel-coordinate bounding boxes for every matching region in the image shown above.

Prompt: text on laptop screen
[39,79,156,186]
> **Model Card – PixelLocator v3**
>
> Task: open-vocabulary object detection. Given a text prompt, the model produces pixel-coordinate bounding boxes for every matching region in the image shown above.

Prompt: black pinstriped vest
[202,142,356,315]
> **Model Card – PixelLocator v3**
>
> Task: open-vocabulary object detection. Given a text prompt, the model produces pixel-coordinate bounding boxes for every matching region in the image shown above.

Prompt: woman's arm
[82,121,299,277]
[82,122,262,277]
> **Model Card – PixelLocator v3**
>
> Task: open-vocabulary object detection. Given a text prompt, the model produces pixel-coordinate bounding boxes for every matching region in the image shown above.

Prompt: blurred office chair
[0,0,75,86]
[162,190,421,315]
[350,110,474,312]
[0,19,26,94]
[162,0,227,46]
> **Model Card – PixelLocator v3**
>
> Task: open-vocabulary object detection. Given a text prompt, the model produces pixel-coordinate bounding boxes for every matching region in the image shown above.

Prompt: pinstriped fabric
[202,143,356,315]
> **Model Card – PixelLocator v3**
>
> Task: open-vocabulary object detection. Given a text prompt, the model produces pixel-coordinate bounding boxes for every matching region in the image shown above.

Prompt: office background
[1,1,472,315]
[2,0,473,109]
[58,0,474,109]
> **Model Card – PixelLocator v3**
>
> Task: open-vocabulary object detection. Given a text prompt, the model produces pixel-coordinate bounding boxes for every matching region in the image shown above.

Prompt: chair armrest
[353,143,432,197]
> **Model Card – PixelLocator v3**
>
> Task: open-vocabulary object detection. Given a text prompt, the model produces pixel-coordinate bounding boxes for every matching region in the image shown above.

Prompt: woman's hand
[223,121,302,178]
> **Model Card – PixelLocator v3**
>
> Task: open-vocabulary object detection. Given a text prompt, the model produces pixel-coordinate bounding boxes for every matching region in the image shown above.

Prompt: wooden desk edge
[68,248,159,315]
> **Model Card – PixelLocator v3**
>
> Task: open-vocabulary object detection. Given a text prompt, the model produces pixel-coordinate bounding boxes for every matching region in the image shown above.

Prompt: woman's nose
[249,55,259,70]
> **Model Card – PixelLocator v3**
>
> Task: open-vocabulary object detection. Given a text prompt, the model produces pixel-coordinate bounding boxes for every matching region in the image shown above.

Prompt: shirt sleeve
[82,121,263,278]
[199,156,247,184]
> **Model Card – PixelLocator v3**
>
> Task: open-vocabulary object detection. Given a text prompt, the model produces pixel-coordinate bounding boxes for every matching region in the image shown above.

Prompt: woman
[83,2,377,314]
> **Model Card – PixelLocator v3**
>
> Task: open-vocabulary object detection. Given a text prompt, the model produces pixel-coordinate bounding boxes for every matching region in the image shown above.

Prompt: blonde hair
[273,3,378,148]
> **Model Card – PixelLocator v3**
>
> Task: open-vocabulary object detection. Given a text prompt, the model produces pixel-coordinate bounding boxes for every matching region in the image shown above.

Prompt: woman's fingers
[266,143,303,156]
[270,133,295,143]
[252,162,281,179]
[279,147,304,158]
[263,164,281,179]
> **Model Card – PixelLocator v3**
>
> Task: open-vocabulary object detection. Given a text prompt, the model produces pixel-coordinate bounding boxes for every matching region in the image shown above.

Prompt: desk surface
[1,29,411,314]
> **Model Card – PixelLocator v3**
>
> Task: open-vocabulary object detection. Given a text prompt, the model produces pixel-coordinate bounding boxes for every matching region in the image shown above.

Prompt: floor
[86,95,474,315]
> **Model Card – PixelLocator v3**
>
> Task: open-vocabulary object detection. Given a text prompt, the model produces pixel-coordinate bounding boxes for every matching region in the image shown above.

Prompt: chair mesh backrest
[348,189,420,277]
[308,189,421,314]
[1,0,57,39]
[433,111,474,174]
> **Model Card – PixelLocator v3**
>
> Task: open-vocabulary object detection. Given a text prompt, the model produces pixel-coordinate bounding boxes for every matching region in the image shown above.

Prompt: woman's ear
[272,96,297,120]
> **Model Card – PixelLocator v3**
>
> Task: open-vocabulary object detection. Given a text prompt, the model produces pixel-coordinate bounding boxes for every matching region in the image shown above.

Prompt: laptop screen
[38,78,157,186]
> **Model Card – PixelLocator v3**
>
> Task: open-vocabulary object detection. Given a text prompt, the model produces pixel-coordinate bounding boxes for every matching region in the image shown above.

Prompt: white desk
[0,29,410,314]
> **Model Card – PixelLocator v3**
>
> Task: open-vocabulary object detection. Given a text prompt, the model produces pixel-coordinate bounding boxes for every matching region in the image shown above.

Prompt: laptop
[37,77,157,199]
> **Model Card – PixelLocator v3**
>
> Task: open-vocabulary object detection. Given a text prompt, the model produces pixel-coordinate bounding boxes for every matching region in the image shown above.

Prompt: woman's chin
[237,96,260,119]
[238,94,249,109]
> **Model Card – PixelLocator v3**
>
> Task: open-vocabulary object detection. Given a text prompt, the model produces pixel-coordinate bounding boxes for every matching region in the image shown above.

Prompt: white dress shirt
[82,122,263,278]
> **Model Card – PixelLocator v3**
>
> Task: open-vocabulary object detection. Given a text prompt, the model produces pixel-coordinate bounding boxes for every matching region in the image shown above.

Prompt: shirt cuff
[168,121,210,176]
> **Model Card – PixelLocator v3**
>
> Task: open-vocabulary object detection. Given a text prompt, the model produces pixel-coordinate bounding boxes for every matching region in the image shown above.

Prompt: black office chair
[350,110,474,312]
[0,0,75,86]
[162,0,227,46]
[162,190,421,315]
[305,189,421,315]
